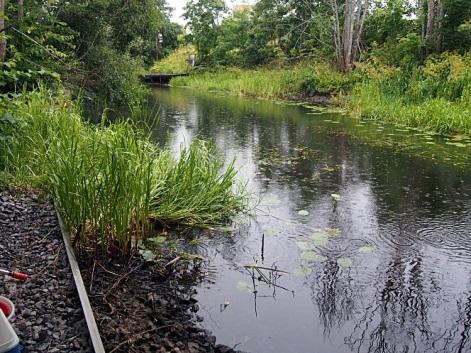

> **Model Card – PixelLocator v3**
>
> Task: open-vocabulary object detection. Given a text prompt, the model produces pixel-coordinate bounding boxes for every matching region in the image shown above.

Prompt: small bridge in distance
[141,73,189,85]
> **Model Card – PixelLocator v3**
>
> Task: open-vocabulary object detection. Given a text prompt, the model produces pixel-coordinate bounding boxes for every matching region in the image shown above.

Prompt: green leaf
[309,232,329,246]
[262,225,279,236]
[139,249,156,261]
[296,241,311,251]
[358,246,375,254]
[331,193,342,202]
[325,227,341,236]
[301,251,327,262]
[237,281,254,293]
[337,257,353,268]
[149,235,166,245]
[293,267,313,277]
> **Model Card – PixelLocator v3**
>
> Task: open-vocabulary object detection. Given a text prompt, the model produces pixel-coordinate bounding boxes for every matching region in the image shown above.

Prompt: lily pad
[309,232,329,246]
[149,235,166,245]
[296,241,311,251]
[322,166,335,172]
[139,249,157,261]
[293,267,313,277]
[331,193,342,202]
[262,194,282,206]
[262,225,279,236]
[358,246,375,254]
[301,251,327,262]
[325,227,341,236]
[237,281,254,293]
[298,210,309,216]
[445,142,468,148]
[337,257,353,268]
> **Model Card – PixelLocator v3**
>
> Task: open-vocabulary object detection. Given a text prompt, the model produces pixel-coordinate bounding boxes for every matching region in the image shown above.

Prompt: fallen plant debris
[79,250,249,353]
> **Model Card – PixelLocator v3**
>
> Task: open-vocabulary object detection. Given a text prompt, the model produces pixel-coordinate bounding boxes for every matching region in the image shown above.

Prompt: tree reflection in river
[153,87,471,353]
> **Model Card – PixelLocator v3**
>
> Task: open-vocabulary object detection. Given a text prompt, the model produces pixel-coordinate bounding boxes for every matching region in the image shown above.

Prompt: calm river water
[153,86,471,353]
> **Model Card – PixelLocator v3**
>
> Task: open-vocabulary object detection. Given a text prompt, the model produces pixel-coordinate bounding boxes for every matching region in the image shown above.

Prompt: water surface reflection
[153,87,471,353]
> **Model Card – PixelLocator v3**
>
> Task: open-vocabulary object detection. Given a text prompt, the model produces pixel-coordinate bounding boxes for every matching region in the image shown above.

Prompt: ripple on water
[416,219,471,264]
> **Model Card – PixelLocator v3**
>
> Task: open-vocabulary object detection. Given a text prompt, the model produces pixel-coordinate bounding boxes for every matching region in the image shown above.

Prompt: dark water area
[153,86,471,353]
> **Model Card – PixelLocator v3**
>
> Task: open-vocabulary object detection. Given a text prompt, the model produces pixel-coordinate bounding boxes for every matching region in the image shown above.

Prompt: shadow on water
[152,86,471,353]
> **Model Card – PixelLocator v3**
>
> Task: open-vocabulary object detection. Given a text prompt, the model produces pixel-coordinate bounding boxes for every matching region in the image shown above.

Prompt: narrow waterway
[153,86,471,353]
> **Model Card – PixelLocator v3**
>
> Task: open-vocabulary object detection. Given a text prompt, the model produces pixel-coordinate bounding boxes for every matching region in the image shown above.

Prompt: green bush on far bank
[349,53,471,135]
[151,45,196,74]
[0,89,246,255]
[170,52,471,136]
[171,62,357,100]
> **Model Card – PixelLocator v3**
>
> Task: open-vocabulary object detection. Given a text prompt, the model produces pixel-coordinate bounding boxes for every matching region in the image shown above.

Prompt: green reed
[0,88,246,255]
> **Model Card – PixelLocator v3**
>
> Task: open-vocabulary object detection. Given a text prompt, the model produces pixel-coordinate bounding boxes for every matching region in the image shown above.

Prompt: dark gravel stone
[0,190,248,353]
[0,190,92,353]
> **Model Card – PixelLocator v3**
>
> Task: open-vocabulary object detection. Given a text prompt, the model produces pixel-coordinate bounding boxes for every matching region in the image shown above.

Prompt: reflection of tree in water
[345,256,441,353]
[437,295,471,353]
[311,260,358,336]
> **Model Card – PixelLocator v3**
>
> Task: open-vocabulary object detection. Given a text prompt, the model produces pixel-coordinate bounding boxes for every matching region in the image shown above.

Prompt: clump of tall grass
[171,62,355,100]
[350,53,471,135]
[0,88,246,255]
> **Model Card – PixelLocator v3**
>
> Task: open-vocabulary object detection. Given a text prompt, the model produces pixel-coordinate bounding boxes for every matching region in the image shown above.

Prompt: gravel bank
[1,188,247,353]
[79,252,247,353]
[0,189,92,353]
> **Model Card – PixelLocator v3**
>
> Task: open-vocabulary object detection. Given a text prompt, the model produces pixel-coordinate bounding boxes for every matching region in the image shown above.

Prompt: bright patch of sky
[169,0,254,26]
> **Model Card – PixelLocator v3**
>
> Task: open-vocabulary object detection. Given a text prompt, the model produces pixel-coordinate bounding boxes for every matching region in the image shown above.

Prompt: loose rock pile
[0,189,248,353]
[79,250,247,353]
[0,190,92,353]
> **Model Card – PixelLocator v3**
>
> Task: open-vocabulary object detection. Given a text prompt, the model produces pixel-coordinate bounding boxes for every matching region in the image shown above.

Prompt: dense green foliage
[151,45,195,73]
[172,0,471,135]
[172,63,355,100]
[182,0,471,68]
[1,0,182,105]
[349,53,471,134]
[0,89,246,254]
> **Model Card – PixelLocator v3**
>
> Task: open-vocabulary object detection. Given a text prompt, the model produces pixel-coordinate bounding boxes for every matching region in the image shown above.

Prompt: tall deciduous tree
[183,0,227,63]
[425,0,443,52]
[328,0,369,71]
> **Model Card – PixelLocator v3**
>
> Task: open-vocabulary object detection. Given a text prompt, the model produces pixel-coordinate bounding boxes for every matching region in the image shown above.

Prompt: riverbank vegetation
[167,0,471,136]
[0,0,182,106]
[0,1,247,256]
[152,44,196,73]
[0,89,246,255]
[172,62,355,100]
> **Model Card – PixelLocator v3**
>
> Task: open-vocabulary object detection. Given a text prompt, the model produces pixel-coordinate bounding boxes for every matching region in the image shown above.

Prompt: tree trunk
[0,0,6,62]
[328,0,342,70]
[342,0,355,71]
[352,0,369,62]
[18,0,23,20]
[425,0,443,53]
[328,0,368,72]
[425,0,436,41]
[435,0,444,52]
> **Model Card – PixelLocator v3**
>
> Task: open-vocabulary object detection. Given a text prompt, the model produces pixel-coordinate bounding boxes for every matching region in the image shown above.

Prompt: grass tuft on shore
[349,54,471,135]
[171,62,355,100]
[0,89,246,255]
